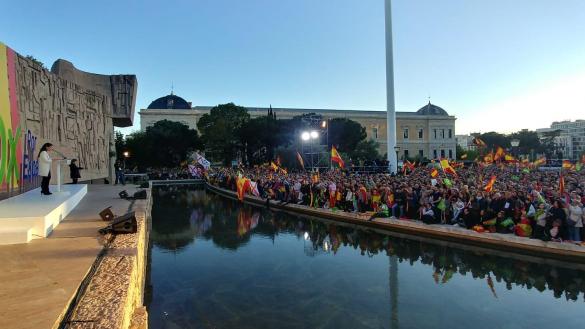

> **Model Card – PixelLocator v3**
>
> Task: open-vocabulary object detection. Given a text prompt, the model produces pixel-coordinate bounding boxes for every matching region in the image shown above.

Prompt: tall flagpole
[385,0,397,174]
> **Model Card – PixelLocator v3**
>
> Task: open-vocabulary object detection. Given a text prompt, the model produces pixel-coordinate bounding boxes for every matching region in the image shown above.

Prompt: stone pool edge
[206,183,585,263]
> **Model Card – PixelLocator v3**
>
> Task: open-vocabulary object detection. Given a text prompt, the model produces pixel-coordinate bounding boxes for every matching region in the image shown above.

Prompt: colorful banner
[0,43,22,190]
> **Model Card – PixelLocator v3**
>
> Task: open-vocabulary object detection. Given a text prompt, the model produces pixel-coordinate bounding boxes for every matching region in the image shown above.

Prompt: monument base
[0,184,87,245]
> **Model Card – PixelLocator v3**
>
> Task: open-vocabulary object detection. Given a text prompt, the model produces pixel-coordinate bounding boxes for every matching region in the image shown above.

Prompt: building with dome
[139,95,456,160]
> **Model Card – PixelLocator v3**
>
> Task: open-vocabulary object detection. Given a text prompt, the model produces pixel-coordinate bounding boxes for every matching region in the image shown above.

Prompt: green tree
[348,140,380,161]
[198,103,250,165]
[114,131,125,159]
[477,132,510,149]
[328,118,367,152]
[509,130,542,157]
[125,120,202,169]
[238,108,286,164]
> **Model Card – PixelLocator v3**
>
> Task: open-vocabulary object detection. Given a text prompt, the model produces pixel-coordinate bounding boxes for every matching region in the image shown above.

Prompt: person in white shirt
[38,143,54,195]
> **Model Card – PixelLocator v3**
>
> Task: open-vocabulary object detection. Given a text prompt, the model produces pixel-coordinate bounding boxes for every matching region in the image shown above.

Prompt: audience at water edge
[207,163,585,245]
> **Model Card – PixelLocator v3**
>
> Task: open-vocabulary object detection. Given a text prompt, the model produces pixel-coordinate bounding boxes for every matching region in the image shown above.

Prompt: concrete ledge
[62,190,151,329]
[206,183,585,263]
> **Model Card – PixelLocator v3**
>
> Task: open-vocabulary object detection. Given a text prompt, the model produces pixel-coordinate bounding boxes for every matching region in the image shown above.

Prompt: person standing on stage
[38,143,54,195]
[68,159,84,184]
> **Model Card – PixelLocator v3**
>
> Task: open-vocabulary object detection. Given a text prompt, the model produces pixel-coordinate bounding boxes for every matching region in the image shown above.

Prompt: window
[372,127,378,139]
[419,150,424,157]
[441,149,445,158]
[449,149,453,159]
[404,150,409,158]
[403,128,409,139]
[418,128,423,139]
[441,129,445,139]
[448,129,452,139]
[433,150,438,159]
[434,129,437,139]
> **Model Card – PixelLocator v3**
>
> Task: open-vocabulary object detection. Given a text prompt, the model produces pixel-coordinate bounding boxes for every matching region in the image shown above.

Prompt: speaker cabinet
[99,207,115,221]
[99,211,137,235]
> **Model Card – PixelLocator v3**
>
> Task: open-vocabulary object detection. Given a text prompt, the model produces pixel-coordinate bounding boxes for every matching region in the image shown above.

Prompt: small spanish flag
[533,157,546,166]
[484,175,497,192]
[440,159,457,176]
[484,152,494,164]
[430,168,439,178]
[562,160,573,170]
[236,177,251,201]
[331,146,344,168]
[504,154,516,162]
[270,161,279,172]
[494,146,505,161]
[559,173,565,195]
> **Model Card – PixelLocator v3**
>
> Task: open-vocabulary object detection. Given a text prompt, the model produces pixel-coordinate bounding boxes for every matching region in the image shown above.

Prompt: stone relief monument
[0,42,137,200]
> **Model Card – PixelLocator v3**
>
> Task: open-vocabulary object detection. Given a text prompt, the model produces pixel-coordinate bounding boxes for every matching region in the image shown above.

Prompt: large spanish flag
[562,160,573,170]
[331,146,344,168]
[440,159,457,176]
[484,175,497,192]
[236,176,251,201]
[494,146,505,161]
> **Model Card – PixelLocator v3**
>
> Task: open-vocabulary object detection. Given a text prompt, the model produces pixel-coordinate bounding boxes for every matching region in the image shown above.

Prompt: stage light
[321,120,327,128]
[301,132,310,141]
[310,131,319,139]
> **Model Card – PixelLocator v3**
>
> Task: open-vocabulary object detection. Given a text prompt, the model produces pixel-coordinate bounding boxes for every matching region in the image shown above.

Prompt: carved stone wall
[0,42,137,199]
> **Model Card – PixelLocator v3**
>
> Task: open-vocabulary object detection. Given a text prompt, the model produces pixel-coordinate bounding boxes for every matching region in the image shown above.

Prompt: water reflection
[151,185,585,303]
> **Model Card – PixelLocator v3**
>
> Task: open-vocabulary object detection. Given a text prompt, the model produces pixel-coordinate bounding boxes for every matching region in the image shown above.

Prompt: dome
[416,102,448,116]
[147,94,191,110]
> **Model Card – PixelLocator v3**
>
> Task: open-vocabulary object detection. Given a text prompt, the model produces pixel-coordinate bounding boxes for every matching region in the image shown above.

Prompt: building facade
[140,95,457,160]
[537,120,585,160]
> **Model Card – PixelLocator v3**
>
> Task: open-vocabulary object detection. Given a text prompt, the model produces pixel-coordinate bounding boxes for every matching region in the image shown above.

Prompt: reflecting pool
[147,185,585,329]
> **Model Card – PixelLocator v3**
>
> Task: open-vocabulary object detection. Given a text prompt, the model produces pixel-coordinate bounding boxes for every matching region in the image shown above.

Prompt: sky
[2,0,584,135]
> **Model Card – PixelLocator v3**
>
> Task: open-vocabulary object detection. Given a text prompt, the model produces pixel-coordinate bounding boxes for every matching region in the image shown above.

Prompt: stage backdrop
[0,42,137,200]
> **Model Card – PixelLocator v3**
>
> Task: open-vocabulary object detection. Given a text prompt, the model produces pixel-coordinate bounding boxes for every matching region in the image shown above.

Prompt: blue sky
[2,0,584,135]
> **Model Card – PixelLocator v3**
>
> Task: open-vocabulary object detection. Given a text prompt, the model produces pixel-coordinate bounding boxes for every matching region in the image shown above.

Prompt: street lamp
[393,146,400,172]
[123,151,129,171]
[511,139,520,158]
[301,130,320,170]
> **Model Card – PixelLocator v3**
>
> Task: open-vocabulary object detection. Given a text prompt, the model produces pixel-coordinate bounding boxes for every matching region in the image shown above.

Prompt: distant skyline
[2,0,584,135]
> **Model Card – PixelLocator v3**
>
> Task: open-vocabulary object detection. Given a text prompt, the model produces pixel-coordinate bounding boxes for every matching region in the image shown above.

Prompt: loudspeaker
[99,206,115,221]
[99,211,137,235]
[119,190,129,199]
[133,190,147,199]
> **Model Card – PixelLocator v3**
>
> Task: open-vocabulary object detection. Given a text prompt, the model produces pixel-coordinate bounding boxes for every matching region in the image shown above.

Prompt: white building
[536,120,585,160]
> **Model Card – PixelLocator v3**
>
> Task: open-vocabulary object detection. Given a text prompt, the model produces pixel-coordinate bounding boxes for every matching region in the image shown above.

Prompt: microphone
[53,149,68,159]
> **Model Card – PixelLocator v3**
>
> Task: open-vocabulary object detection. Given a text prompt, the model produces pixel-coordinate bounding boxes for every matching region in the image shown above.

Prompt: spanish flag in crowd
[430,168,439,178]
[484,152,494,164]
[473,137,486,147]
[533,157,546,166]
[331,146,344,168]
[494,146,505,161]
[440,159,457,176]
[236,176,251,201]
[484,175,497,192]
[559,173,565,195]
[270,161,279,172]
[504,154,516,162]
[296,152,305,170]
[403,160,415,175]
[562,160,573,170]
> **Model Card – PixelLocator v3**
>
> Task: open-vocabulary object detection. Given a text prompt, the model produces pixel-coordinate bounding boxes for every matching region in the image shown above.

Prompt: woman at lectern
[38,143,54,195]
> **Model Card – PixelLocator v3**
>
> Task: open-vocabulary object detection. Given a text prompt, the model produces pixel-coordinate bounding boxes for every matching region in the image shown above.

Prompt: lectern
[55,159,71,192]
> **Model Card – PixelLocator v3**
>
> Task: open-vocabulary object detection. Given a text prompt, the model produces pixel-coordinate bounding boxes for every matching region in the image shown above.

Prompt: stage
[0,185,87,245]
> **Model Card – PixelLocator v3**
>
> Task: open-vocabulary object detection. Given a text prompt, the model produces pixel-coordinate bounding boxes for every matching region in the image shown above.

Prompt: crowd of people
[208,163,585,245]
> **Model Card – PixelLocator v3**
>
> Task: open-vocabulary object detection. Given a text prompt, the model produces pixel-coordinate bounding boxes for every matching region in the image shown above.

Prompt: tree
[328,118,367,152]
[25,55,45,69]
[477,132,510,150]
[114,131,125,159]
[125,120,202,169]
[509,130,542,158]
[348,140,380,161]
[198,103,250,165]
[238,108,286,164]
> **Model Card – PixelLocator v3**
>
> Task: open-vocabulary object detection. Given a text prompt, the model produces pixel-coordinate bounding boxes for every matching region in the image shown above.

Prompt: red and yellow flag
[533,157,546,167]
[331,146,344,168]
[472,137,486,147]
[236,176,251,201]
[562,160,573,170]
[430,168,439,178]
[559,173,565,195]
[504,154,516,162]
[494,146,505,161]
[270,161,279,172]
[484,151,494,164]
[440,159,457,176]
[484,175,497,192]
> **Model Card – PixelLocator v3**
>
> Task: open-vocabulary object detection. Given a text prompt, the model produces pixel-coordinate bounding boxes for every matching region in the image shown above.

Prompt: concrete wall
[0,42,137,200]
